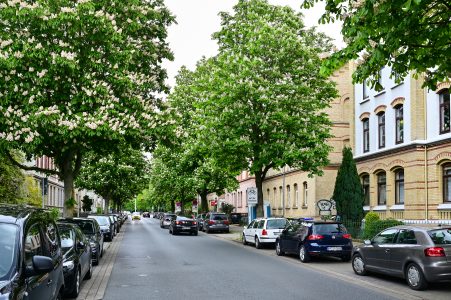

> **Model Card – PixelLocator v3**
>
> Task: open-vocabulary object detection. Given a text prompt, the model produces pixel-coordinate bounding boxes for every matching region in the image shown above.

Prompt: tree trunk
[200,190,208,213]
[254,170,264,218]
[104,196,110,214]
[170,199,175,213]
[63,172,75,217]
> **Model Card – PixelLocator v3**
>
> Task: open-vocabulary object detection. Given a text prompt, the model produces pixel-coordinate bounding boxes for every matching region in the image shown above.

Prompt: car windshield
[212,214,227,221]
[267,219,286,229]
[89,216,110,226]
[313,223,347,234]
[0,223,18,281]
[428,229,451,245]
[78,222,95,235]
[58,227,74,252]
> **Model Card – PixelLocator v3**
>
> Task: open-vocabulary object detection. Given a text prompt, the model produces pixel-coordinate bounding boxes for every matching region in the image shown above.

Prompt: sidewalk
[209,224,243,243]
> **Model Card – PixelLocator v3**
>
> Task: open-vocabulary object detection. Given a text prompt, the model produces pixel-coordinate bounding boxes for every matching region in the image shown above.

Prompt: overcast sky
[162,0,344,89]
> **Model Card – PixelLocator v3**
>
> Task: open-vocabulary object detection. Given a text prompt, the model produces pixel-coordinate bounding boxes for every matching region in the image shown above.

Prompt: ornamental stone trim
[359,112,370,120]
[374,105,387,114]
[436,82,450,94]
[390,97,405,107]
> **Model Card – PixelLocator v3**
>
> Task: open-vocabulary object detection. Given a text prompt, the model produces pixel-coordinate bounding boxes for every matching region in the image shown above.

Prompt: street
[102,218,402,300]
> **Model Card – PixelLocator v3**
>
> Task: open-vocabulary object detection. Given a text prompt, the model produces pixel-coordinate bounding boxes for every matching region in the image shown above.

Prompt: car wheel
[352,254,367,275]
[84,259,92,280]
[193,231,198,236]
[341,254,352,262]
[225,229,230,233]
[172,229,177,235]
[255,236,262,249]
[406,263,428,290]
[68,268,81,298]
[169,228,172,234]
[299,245,310,263]
[205,227,210,234]
[275,240,284,256]
[100,245,104,258]
[242,234,248,245]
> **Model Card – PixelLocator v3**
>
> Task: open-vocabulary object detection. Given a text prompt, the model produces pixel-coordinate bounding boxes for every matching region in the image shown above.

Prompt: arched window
[294,184,299,207]
[377,172,387,205]
[443,163,451,203]
[361,174,370,206]
[303,182,308,207]
[273,188,277,208]
[439,89,450,134]
[362,118,370,152]
[378,112,385,148]
[395,169,404,204]
[286,185,291,208]
[395,105,404,144]
[279,186,283,208]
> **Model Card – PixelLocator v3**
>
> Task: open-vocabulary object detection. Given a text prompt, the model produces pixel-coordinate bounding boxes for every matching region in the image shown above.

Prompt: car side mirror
[26,256,54,277]
[364,240,372,245]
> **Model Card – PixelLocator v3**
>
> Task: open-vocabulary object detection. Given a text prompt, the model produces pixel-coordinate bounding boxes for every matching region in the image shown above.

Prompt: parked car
[88,214,114,241]
[275,220,353,262]
[230,212,248,224]
[142,212,150,218]
[243,218,287,249]
[58,218,104,265]
[56,223,92,298]
[0,204,64,300]
[169,216,198,235]
[107,215,118,234]
[196,213,207,231]
[132,212,141,220]
[111,215,120,233]
[352,225,451,290]
[160,213,177,228]
[203,213,229,233]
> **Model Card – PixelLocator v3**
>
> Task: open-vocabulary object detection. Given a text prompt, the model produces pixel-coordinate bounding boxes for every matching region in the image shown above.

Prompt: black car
[58,218,104,265]
[88,215,114,241]
[169,216,198,235]
[275,220,353,262]
[142,212,150,218]
[0,204,64,300]
[110,215,120,234]
[230,213,248,225]
[57,223,92,298]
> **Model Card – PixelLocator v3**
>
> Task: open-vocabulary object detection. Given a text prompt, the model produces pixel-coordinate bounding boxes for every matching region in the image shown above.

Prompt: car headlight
[63,260,74,271]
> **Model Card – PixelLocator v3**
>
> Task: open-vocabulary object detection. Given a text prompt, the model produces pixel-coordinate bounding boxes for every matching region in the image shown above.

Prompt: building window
[303,182,308,207]
[395,105,404,144]
[273,188,277,208]
[239,192,243,208]
[361,174,370,206]
[440,89,450,134]
[267,189,270,204]
[377,172,387,205]
[363,80,369,100]
[378,112,385,148]
[362,118,370,153]
[395,169,404,205]
[294,184,299,207]
[279,186,283,209]
[443,163,451,203]
[286,185,291,208]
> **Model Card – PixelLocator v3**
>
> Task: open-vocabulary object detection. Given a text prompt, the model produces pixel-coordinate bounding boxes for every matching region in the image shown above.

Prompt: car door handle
[46,279,53,287]
[385,249,390,253]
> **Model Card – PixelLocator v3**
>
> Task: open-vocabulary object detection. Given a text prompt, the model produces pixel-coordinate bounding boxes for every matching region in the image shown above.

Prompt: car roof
[0,204,53,225]
[384,225,451,231]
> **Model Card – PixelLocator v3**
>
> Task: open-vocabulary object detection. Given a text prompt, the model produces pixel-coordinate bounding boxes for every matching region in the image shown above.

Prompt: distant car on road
[169,216,198,235]
[57,223,92,298]
[243,218,287,249]
[203,213,229,233]
[352,225,451,290]
[58,217,104,265]
[132,212,141,220]
[142,212,150,218]
[275,220,353,263]
[196,213,207,231]
[88,214,114,241]
[0,204,64,300]
[160,213,176,228]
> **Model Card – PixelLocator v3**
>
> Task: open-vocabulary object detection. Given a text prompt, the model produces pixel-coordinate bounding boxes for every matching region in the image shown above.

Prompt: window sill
[373,205,387,211]
[390,204,405,211]
[437,203,451,210]
[391,82,404,89]
[301,205,308,209]
[440,130,451,135]
[292,206,298,209]
[363,205,370,211]
[374,90,386,98]
[360,97,370,104]
[285,207,291,210]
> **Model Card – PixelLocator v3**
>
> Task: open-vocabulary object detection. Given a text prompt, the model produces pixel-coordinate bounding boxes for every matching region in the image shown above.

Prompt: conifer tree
[332,147,364,220]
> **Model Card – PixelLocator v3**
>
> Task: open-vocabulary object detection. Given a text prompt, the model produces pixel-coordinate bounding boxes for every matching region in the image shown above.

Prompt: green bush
[364,218,403,240]
[96,206,102,214]
[364,211,380,224]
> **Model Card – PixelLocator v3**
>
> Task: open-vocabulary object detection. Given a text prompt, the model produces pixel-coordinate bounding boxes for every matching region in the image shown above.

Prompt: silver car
[352,225,451,290]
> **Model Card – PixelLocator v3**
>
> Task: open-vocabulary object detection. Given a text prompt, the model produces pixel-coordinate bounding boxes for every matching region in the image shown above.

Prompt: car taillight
[176,221,181,225]
[425,247,445,257]
[223,220,229,225]
[262,229,268,236]
[193,221,197,225]
[208,220,215,225]
[308,234,324,240]
[343,234,352,239]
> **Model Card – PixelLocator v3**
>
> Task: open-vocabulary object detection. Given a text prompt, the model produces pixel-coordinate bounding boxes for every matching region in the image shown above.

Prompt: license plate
[182,227,190,230]
[273,232,280,235]
[327,247,342,251]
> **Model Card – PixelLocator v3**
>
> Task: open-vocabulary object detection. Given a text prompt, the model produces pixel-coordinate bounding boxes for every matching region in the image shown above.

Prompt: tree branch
[5,151,61,177]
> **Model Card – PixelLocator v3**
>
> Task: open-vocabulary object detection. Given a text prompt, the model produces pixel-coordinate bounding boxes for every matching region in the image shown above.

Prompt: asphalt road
[102,218,403,300]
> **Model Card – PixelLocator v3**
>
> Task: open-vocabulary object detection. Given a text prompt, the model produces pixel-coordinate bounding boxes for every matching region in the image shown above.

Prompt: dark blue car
[275,220,353,262]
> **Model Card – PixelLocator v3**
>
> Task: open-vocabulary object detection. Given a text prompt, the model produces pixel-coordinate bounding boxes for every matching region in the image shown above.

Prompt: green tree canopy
[0,0,174,216]
[302,0,451,90]
[332,147,364,220]
[192,0,337,216]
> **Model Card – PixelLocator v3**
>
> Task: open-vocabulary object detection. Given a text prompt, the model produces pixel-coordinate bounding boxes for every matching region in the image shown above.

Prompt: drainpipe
[282,166,286,217]
[424,86,428,221]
